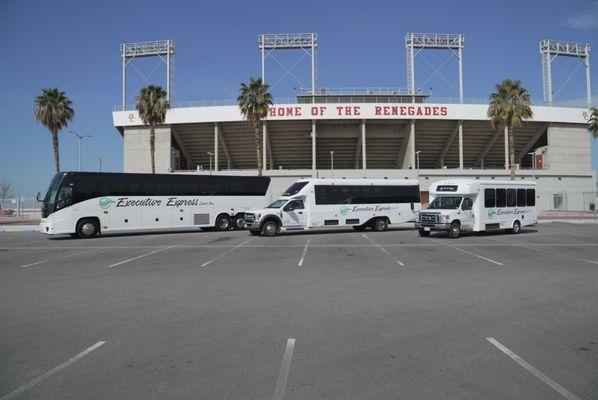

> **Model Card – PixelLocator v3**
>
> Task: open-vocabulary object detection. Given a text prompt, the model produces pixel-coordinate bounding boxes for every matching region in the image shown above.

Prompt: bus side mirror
[36,192,42,202]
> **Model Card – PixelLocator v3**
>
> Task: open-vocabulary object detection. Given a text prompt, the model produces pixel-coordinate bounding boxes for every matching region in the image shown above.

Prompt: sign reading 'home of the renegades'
[267,104,449,119]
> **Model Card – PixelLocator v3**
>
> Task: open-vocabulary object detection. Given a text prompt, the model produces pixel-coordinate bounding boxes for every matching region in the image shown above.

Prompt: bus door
[460,197,474,231]
[282,200,307,228]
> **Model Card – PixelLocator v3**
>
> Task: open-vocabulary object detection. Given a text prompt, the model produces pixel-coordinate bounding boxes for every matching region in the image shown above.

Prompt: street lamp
[97,155,103,172]
[69,130,92,171]
[528,151,536,178]
[207,152,214,174]
[330,150,334,178]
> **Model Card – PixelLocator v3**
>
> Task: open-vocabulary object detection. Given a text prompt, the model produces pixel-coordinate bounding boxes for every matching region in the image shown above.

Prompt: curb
[0,225,40,233]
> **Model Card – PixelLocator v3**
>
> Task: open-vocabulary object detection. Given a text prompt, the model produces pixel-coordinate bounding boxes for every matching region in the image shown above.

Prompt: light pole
[528,152,536,178]
[330,150,334,178]
[207,152,214,174]
[415,150,421,180]
[69,130,92,171]
[97,155,103,172]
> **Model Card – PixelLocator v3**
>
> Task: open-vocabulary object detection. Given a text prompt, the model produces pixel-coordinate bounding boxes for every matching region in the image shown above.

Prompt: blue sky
[0,0,597,196]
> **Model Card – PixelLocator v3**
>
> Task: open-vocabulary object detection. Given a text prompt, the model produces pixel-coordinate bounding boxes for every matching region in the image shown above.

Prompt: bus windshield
[267,199,288,209]
[428,196,462,210]
[41,174,64,218]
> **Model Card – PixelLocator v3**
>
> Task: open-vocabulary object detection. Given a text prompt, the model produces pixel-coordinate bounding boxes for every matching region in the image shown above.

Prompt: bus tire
[510,220,521,234]
[76,218,99,239]
[249,230,261,236]
[448,222,461,239]
[372,218,388,232]
[232,214,245,230]
[215,214,232,231]
[262,220,279,237]
[418,229,430,237]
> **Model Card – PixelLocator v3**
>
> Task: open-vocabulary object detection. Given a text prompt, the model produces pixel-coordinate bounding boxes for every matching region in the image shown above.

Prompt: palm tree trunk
[254,123,262,176]
[52,129,60,173]
[508,126,515,180]
[150,124,156,174]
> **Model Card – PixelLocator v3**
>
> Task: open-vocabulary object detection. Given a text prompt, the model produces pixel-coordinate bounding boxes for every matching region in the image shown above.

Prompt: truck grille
[419,214,437,223]
[245,213,255,223]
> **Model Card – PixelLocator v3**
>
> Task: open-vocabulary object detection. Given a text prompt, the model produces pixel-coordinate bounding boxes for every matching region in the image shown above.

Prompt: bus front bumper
[415,222,451,232]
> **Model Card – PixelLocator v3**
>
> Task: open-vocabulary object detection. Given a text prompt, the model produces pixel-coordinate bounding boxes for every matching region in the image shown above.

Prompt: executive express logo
[99,198,115,209]
[487,209,497,220]
[340,206,351,216]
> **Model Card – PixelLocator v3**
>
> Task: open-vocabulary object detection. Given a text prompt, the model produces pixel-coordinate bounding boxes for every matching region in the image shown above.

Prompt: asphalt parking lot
[1,223,597,400]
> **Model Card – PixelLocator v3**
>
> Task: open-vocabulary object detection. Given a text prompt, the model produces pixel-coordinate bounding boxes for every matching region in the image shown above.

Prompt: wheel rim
[451,225,459,236]
[378,220,386,230]
[235,217,245,227]
[218,218,229,229]
[513,223,520,233]
[265,223,276,235]
[81,222,95,236]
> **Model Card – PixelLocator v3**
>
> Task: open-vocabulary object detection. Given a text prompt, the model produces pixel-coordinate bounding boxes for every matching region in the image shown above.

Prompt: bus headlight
[439,214,450,222]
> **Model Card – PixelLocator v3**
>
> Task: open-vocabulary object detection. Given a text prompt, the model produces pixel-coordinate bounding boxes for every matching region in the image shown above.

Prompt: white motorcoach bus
[416,179,537,238]
[39,172,272,238]
[244,178,421,236]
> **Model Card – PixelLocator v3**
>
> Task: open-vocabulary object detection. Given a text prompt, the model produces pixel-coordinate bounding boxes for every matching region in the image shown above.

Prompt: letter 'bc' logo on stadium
[99,198,115,209]
[487,209,497,220]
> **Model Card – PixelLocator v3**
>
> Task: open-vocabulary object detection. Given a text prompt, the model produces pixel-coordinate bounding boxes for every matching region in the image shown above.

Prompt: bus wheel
[215,214,232,231]
[372,218,388,232]
[448,222,461,238]
[510,220,521,234]
[76,218,99,239]
[232,214,245,230]
[262,221,279,237]
[418,229,430,237]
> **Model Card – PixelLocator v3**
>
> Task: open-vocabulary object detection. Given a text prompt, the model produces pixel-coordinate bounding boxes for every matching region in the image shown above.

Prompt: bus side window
[496,189,506,207]
[517,189,526,207]
[462,198,472,210]
[507,189,516,207]
[484,188,495,208]
[55,187,73,210]
[526,189,535,206]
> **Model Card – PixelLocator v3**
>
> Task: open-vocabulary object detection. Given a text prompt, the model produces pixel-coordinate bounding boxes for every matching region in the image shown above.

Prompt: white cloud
[563,1,598,29]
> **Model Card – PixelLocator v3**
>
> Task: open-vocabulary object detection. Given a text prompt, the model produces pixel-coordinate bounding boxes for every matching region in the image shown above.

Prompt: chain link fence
[0,197,41,222]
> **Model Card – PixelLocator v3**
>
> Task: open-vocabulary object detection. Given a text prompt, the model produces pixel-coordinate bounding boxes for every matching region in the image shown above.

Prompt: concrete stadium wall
[123,126,172,173]
[545,124,591,171]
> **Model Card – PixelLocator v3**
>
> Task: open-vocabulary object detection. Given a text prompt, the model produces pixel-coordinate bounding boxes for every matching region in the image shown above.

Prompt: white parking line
[432,239,503,266]
[362,234,404,266]
[486,338,581,400]
[20,248,108,268]
[272,338,296,400]
[200,238,253,267]
[0,341,105,400]
[298,237,311,266]
[107,246,175,268]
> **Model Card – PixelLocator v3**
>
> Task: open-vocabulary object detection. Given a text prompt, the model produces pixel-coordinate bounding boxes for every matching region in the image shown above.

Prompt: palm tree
[589,107,598,138]
[487,79,533,180]
[34,88,75,173]
[136,85,170,173]
[237,78,273,175]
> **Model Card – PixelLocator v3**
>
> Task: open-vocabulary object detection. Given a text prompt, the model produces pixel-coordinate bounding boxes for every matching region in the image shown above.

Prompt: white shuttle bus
[244,178,421,236]
[39,172,272,238]
[416,179,537,238]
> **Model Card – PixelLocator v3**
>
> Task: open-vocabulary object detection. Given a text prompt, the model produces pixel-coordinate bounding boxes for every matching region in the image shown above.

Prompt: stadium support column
[458,121,463,169]
[402,120,416,170]
[311,120,317,172]
[214,123,219,172]
[262,121,268,172]
[504,125,509,170]
[122,52,126,111]
[361,120,367,169]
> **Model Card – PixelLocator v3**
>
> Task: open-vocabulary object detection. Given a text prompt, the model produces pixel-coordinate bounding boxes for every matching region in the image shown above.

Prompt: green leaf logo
[99,198,115,209]
[487,209,497,220]
[340,205,351,216]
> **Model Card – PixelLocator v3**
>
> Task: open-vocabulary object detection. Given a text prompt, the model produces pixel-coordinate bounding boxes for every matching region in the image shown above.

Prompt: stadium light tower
[540,40,591,107]
[405,33,464,103]
[259,33,317,100]
[120,40,175,110]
